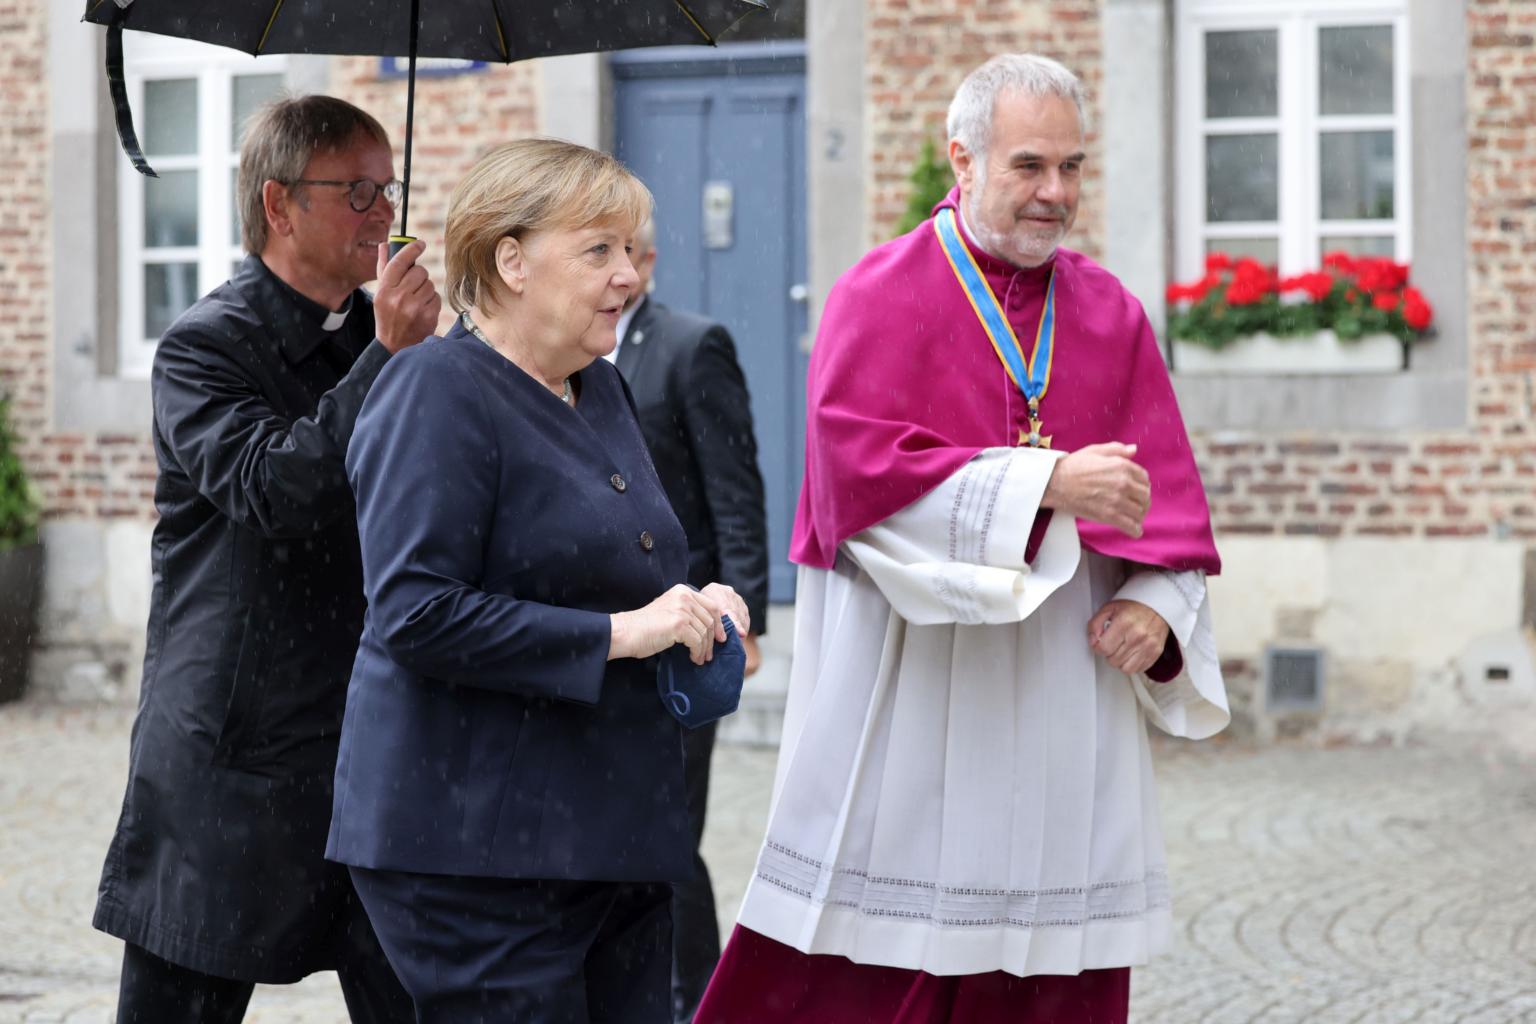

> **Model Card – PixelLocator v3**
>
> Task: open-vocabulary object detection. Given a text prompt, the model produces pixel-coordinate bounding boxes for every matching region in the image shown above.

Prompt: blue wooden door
[614,44,808,603]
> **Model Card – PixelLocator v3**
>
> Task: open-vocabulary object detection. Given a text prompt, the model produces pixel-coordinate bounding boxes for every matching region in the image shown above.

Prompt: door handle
[789,283,808,303]
[703,181,734,250]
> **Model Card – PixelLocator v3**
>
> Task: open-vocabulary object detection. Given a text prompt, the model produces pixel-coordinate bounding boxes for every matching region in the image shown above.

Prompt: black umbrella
[84,0,767,247]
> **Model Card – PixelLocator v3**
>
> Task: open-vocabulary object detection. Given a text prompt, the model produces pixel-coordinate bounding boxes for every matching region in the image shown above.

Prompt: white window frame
[117,37,285,379]
[1175,0,1412,285]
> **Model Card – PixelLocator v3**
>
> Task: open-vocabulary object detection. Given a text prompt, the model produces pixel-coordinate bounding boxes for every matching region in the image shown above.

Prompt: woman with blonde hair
[325,138,750,1023]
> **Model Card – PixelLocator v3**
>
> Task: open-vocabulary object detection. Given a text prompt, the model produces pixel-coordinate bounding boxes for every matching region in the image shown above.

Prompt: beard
[965,174,1071,269]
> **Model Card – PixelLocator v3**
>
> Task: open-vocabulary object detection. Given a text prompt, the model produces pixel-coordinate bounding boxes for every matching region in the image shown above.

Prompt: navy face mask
[658,614,746,729]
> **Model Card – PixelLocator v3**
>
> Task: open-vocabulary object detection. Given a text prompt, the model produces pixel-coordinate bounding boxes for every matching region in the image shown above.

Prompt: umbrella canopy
[83,0,765,62]
[84,0,767,237]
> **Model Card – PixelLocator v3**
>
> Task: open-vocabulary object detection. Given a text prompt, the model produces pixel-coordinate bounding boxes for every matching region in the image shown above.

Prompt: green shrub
[895,137,955,236]
[0,396,40,551]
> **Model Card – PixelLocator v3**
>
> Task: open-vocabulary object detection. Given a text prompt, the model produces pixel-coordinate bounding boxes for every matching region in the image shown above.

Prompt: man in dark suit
[609,218,770,1023]
[92,96,439,1022]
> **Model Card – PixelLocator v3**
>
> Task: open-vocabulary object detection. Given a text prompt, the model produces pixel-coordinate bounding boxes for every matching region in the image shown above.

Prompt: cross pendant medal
[1018,419,1052,448]
[1018,400,1052,448]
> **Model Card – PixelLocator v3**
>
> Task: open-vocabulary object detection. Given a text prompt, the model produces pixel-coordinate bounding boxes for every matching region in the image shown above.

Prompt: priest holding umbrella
[93,94,436,1022]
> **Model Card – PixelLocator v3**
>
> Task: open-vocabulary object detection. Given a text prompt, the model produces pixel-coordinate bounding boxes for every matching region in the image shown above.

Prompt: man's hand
[742,633,762,678]
[373,240,442,354]
[1087,599,1169,676]
[1041,442,1150,538]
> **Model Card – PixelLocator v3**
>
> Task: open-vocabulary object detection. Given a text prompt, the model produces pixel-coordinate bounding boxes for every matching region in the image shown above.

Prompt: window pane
[1320,25,1394,116]
[232,73,285,149]
[1320,131,1394,220]
[143,79,198,156]
[231,166,241,247]
[144,170,199,248]
[1320,235,1395,259]
[1205,30,1278,119]
[144,262,199,338]
[1207,237,1279,264]
[1206,134,1279,222]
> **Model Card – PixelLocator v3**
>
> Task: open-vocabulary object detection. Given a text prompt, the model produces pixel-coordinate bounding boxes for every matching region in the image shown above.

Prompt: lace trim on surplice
[755,839,1170,929]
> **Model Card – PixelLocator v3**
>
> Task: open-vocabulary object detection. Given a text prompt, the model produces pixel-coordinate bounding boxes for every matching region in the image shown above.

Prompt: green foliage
[0,397,40,551]
[895,138,955,236]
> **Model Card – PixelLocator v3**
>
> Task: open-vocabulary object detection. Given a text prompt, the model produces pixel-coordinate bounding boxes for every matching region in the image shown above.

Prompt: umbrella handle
[388,236,417,260]
[397,0,420,239]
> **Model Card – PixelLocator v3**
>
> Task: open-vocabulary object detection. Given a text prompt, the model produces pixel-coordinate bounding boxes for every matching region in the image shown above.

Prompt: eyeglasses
[286,177,404,213]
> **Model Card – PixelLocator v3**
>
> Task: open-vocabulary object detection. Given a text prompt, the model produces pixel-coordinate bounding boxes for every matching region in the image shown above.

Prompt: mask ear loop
[661,663,692,719]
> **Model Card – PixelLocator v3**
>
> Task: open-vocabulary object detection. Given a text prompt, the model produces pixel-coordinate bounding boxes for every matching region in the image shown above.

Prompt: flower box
[1165,252,1433,373]
[1172,329,1403,375]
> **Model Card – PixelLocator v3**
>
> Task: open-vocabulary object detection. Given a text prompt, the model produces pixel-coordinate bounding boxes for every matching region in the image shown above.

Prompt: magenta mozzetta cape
[790,191,1220,575]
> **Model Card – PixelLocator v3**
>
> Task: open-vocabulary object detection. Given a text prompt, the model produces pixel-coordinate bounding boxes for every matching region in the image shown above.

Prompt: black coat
[326,325,694,882]
[94,256,391,983]
[616,298,769,631]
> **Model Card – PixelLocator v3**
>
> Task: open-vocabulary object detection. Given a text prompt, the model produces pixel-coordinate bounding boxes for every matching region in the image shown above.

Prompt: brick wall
[0,0,52,505]
[0,3,159,525]
[864,0,1104,259]
[1189,0,1536,541]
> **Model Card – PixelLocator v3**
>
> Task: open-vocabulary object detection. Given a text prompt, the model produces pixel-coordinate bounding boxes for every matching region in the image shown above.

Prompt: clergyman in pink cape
[697,54,1231,1024]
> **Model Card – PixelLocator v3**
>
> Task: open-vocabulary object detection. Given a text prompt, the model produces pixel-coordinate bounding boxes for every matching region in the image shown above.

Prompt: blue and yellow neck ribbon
[933,206,1056,447]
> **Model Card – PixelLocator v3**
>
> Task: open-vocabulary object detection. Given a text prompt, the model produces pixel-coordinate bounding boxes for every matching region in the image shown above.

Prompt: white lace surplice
[736,448,1229,977]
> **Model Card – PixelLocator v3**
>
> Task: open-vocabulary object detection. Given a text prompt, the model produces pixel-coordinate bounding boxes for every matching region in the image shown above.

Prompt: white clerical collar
[956,204,984,251]
[607,294,647,364]
[321,299,351,333]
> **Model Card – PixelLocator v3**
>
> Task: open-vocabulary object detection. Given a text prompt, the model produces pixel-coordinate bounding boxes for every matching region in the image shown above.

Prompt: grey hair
[946,54,1087,161]
[237,95,391,254]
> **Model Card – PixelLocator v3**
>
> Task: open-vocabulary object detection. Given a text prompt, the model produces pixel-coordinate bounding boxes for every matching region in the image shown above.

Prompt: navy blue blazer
[326,323,694,883]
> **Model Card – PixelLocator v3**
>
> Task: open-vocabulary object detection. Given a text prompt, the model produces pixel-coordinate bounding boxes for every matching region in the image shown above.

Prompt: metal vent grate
[1265,646,1325,712]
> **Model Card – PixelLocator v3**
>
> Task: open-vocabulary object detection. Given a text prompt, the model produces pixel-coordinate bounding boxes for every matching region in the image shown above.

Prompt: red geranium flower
[1205,252,1232,272]
[1373,291,1401,311]
[1402,289,1433,331]
[1298,272,1334,302]
[1222,258,1277,306]
[1192,271,1222,302]
[1354,258,1403,294]
[1322,251,1356,276]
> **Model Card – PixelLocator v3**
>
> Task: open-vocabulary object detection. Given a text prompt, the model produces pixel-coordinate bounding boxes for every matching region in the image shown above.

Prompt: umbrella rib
[488,0,510,61]
[672,1,717,45]
[257,0,286,55]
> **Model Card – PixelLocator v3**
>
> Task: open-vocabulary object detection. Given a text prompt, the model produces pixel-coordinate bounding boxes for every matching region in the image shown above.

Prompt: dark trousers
[115,921,412,1024]
[672,721,722,1024]
[350,866,673,1024]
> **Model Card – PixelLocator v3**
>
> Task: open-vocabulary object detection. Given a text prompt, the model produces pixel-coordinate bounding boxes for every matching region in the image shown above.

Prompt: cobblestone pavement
[1,703,1533,1022]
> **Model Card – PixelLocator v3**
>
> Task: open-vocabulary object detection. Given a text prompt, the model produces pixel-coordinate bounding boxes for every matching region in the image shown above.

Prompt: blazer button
[639,531,655,552]
[611,473,627,493]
